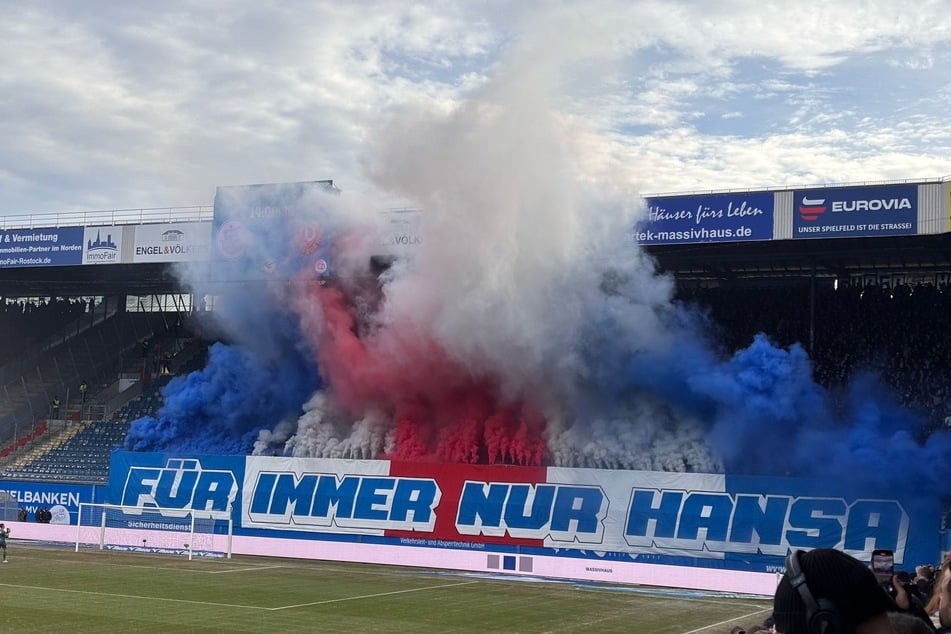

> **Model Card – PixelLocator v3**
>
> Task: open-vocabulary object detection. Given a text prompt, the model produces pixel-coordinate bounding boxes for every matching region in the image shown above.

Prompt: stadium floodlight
[75,503,232,560]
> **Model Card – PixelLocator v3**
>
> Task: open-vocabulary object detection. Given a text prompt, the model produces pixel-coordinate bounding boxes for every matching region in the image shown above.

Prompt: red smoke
[295,278,548,465]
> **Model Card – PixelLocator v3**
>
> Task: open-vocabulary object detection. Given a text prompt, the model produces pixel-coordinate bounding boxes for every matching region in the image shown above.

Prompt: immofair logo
[798,196,827,222]
[86,230,119,263]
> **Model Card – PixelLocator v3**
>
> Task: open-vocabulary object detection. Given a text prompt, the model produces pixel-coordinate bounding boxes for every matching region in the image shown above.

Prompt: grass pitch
[0,544,772,633]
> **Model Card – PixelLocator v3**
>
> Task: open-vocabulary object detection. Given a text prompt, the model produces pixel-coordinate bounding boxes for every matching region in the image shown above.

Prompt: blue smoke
[124,341,318,455]
[572,289,951,512]
[123,182,335,455]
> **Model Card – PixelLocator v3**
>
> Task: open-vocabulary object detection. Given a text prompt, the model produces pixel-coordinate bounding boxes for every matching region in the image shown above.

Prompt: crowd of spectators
[730,549,947,633]
[680,281,951,436]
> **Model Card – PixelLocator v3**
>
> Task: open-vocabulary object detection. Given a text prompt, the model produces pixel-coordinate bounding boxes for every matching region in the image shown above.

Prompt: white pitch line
[7,551,282,575]
[0,582,270,611]
[207,565,285,574]
[572,585,768,611]
[270,580,480,611]
[680,606,773,634]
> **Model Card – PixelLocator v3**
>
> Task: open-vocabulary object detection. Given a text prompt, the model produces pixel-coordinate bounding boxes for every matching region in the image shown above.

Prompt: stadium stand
[6,420,130,482]
[2,281,951,483]
[5,277,949,485]
[0,298,88,366]
[679,280,951,435]
[0,304,160,433]
[0,306,199,483]
[0,199,948,487]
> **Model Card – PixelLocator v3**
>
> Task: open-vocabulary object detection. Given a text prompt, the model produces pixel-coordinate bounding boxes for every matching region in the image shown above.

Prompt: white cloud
[2,0,951,214]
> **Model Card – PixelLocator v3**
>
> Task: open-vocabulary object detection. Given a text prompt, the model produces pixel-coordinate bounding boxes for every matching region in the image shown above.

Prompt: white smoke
[252,418,297,456]
[545,398,722,473]
[280,12,714,469]
[287,392,392,460]
[363,38,671,409]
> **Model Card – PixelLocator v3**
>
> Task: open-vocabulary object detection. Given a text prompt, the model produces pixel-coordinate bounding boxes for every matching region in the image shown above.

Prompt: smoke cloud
[123,21,951,511]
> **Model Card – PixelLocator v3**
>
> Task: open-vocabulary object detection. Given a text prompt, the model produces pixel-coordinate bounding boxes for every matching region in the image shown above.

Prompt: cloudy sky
[3,1,951,217]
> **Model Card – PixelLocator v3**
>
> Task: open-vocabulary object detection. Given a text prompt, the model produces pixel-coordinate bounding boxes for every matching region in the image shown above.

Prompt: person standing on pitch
[0,523,11,562]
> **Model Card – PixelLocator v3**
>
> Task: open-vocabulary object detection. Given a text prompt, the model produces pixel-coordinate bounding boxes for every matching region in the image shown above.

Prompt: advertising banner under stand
[132,222,212,263]
[0,480,95,523]
[103,452,938,575]
[637,191,774,245]
[0,227,84,268]
[793,184,918,239]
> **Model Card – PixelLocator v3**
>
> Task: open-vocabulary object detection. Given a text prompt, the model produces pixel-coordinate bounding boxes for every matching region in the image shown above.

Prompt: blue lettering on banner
[623,489,908,560]
[455,481,607,543]
[120,458,237,519]
[248,472,440,531]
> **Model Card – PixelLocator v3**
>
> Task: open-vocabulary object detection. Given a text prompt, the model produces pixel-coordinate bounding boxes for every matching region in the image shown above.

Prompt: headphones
[785,550,842,634]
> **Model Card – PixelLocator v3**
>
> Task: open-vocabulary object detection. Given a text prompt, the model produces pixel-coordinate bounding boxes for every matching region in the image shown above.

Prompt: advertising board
[0,480,95,523]
[132,222,212,263]
[792,184,917,238]
[103,452,935,575]
[638,192,774,245]
[0,227,84,268]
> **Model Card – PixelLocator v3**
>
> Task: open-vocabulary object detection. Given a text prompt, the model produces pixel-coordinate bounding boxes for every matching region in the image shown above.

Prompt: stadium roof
[0,262,180,297]
[0,232,946,299]
[0,182,948,296]
[648,232,951,283]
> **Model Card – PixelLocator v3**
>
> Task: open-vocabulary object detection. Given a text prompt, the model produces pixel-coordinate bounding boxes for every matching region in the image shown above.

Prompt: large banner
[793,184,917,238]
[131,222,212,263]
[104,452,935,574]
[0,227,84,268]
[638,192,774,245]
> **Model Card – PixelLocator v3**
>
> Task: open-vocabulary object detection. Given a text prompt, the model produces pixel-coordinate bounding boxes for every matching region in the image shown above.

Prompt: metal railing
[0,206,213,230]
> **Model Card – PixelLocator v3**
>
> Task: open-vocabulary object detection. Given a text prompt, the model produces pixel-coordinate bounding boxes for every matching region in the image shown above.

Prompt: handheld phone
[872,549,895,583]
